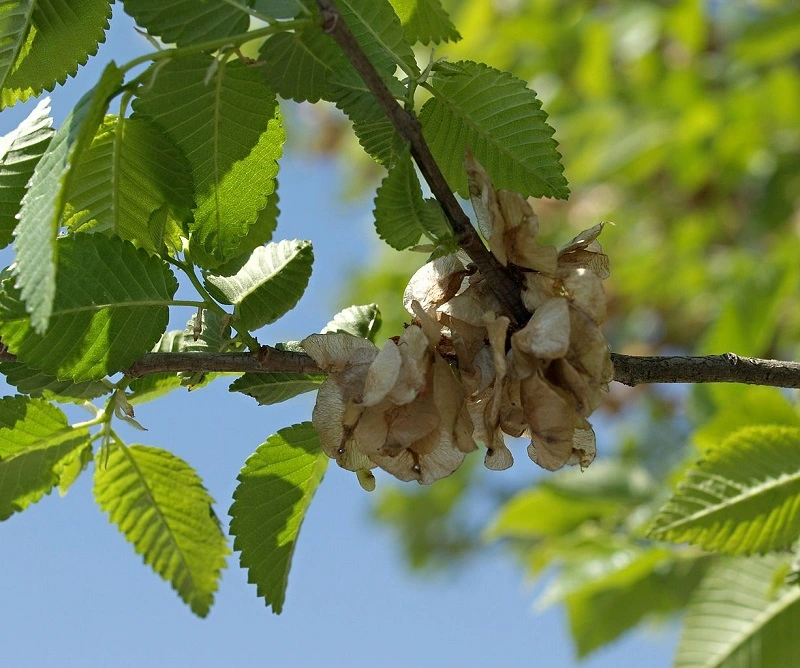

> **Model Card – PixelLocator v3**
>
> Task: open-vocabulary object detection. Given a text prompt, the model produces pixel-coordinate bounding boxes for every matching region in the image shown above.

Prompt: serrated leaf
[322,303,381,341]
[0,395,91,519]
[0,234,177,381]
[229,422,328,613]
[250,0,305,19]
[0,361,110,403]
[647,426,800,555]
[63,115,194,255]
[388,0,460,44]
[93,441,229,617]
[13,62,123,333]
[205,240,313,331]
[0,0,112,109]
[373,148,450,249]
[259,26,344,103]
[676,555,800,668]
[229,372,324,405]
[55,439,92,495]
[0,97,53,248]
[122,0,249,46]
[419,60,569,199]
[133,56,284,266]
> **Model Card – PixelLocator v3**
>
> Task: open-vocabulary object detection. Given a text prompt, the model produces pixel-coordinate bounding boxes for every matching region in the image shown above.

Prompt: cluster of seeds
[302,156,611,487]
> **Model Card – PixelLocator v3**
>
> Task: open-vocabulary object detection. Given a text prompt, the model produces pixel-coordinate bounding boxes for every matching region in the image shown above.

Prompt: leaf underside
[122,0,249,46]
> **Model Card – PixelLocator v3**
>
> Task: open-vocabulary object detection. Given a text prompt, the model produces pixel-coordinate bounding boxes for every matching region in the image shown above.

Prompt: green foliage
[64,115,193,255]
[676,555,800,668]
[419,60,569,199]
[229,422,328,613]
[321,303,381,341]
[0,360,111,403]
[122,0,249,47]
[93,440,229,617]
[205,240,313,331]
[229,371,324,406]
[0,0,112,109]
[0,97,53,248]
[0,396,91,519]
[388,0,460,45]
[373,147,451,250]
[133,56,284,266]
[0,234,177,381]
[13,62,122,333]
[648,426,800,555]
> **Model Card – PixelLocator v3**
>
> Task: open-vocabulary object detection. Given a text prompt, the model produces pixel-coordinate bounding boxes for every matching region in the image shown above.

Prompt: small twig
[124,346,322,377]
[610,352,800,389]
[314,0,528,325]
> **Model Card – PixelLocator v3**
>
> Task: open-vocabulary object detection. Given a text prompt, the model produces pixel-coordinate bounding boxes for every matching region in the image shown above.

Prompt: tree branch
[610,352,800,389]
[314,0,528,325]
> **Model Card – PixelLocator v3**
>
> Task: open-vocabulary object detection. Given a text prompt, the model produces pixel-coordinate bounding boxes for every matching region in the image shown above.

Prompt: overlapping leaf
[647,426,800,555]
[122,0,249,46]
[93,441,229,617]
[0,0,112,109]
[322,303,381,341]
[0,97,53,248]
[178,309,232,389]
[229,372,324,406]
[388,0,460,44]
[373,148,450,249]
[0,361,110,403]
[419,60,569,198]
[127,330,184,404]
[0,234,177,381]
[63,115,194,254]
[13,62,122,333]
[133,56,284,266]
[229,422,328,613]
[676,555,800,668]
[0,396,91,519]
[205,240,313,331]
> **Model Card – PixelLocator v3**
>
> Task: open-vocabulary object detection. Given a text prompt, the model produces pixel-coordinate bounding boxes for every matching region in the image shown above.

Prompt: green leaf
[648,426,800,555]
[93,441,229,617]
[676,555,800,668]
[229,372,324,406]
[486,485,619,541]
[122,0,249,46]
[559,549,708,658]
[542,459,658,505]
[0,234,177,381]
[133,56,284,266]
[63,115,194,255]
[13,62,123,333]
[178,309,233,389]
[0,396,91,519]
[259,26,344,103]
[0,361,110,403]
[54,440,92,495]
[0,97,53,248]
[250,0,305,19]
[0,0,112,109]
[419,60,569,199]
[322,303,381,341]
[229,422,328,613]
[205,240,313,331]
[373,148,450,249]
[388,0,460,45]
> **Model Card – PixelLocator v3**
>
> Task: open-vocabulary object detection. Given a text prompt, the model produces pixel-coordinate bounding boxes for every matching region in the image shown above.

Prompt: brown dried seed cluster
[304,156,611,487]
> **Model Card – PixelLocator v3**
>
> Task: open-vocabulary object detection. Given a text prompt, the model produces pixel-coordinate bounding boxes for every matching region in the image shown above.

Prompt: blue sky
[0,8,676,667]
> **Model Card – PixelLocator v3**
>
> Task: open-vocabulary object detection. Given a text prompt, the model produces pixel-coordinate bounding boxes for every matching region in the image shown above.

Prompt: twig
[314,0,528,325]
[2,341,799,388]
[610,352,800,389]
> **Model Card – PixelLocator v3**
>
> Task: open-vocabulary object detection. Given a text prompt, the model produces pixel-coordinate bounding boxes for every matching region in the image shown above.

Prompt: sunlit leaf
[122,0,249,46]
[0,396,91,519]
[0,360,110,403]
[322,303,381,341]
[676,555,800,668]
[229,372,324,405]
[648,426,800,555]
[229,422,328,613]
[0,0,112,109]
[0,97,53,248]
[388,0,460,44]
[13,62,123,333]
[94,440,229,617]
[0,234,177,381]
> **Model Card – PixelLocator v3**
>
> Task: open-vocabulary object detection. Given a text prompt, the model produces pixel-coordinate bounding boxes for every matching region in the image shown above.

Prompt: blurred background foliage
[298,0,800,660]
